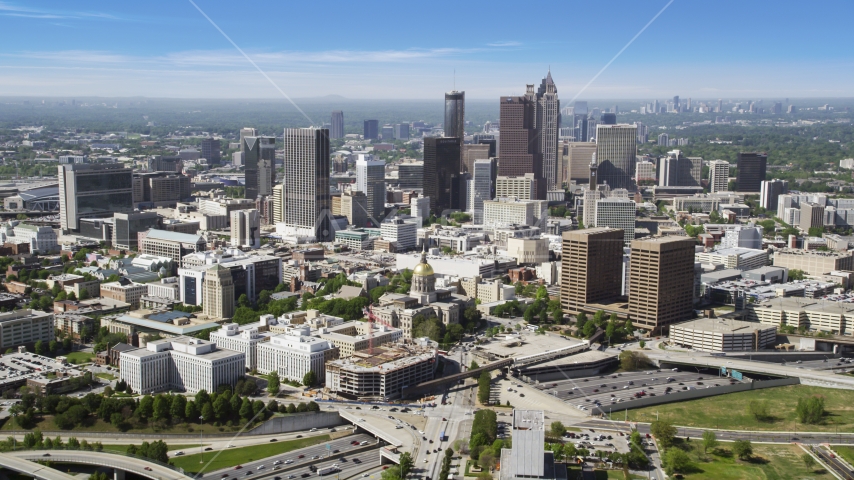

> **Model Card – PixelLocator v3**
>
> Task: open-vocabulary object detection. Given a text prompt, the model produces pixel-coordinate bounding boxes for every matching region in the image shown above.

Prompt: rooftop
[144,229,205,244]
[672,318,775,334]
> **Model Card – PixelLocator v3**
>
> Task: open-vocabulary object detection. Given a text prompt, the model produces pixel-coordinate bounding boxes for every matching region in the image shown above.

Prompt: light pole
[199,415,204,463]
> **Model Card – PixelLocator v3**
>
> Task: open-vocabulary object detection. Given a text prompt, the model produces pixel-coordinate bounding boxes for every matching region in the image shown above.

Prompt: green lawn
[96,373,117,381]
[671,442,834,479]
[65,351,96,364]
[102,444,202,455]
[170,435,331,474]
[832,445,854,467]
[626,385,854,432]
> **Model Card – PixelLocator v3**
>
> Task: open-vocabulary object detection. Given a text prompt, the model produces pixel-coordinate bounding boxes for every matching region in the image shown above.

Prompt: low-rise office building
[256,331,337,383]
[100,280,149,309]
[209,323,265,371]
[773,249,854,275]
[318,321,403,358]
[119,336,244,394]
[669,318,777,352]
[0,310,54,350]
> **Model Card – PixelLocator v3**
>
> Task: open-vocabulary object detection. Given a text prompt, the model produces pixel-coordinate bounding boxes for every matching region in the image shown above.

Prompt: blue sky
[1,0,852,99]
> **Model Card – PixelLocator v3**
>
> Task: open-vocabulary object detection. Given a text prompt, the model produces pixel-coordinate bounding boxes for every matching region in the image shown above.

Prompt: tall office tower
[771,102,782,115]
[472,158,494,225]
[329,111,344,139]
[239,127,258,145]
[735,152,768,192]
[653,99,660,113]
[444,91,465,146]
[203,264,235,320]
[363,120,379,140]
[708,160,730,193]
[673,96,680,112]
[658,155,678,187]
[423,137,461,215]
[573,101,589,141]
[340,190,368,228]
[760,179,789,210]
[230,209,260,249]
[589,158,598,186]
[461,143,490,174]
[559,228,623,314]
[628,236,695,333]
[200,137,221,164]
[595,124,638,190]
[147,155,183,173]
[59,163,133,233]
[281,128,332,242]
[472,134,497,157]
[394,123,410,140]
[381,124,395,141]
[398,161,424,190]
[241,136,275,199]
[600,113,617,125]
[800,202,825,231]
[657,133,669,146]
[594,197,636,245]
[566,142,597,183]
[659,150,701,187]
[356,154,386,223]
[498,92,544,198]
[272,184,283,223]
[582,188,600,228]
[410,196,431,226]
[534,71,560,190]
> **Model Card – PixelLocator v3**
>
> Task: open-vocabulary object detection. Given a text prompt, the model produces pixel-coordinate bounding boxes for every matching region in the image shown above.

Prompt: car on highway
[234,466,243,470]
[270,438,278,442]
[175,451,185,456]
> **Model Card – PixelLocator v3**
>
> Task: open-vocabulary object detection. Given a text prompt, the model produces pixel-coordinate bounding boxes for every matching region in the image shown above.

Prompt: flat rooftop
[672,318,775,334]
[475,333,583,360]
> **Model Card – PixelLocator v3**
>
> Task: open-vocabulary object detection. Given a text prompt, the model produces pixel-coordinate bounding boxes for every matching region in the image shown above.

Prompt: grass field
[170,435,330,474]
[0,416,253,434]
[671,442,834,479]
[95,373,117,381]
[626,385,854,432]
[832,445,854,467]
[65,351,95,364]
[101,444,202,455]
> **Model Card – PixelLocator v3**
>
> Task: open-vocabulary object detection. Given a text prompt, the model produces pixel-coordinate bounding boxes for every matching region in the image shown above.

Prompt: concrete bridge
[7,450,190,480]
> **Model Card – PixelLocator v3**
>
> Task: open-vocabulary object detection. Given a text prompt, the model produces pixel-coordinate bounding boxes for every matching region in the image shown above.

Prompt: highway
[813,445,854,480]
[199,434,377,480]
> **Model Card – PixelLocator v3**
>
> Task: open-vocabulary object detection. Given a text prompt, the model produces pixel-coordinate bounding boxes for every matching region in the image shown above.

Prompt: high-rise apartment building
[535,72,560,190]
[709,160,730,193]
[59,163,134,233]
[230,209,260,249]
[760,179,789,211]
[423,137,461,215]
[628,236,695,333]
[200,137,221,164]
[594,197,636,245]
[363,120,379,140]
[657,133,669,146]
[560,228,624,314]
[444,91,465,146]
[735,152,768,192]
[330,111,344,139]
[356,155,386,224]
[472,159,494,225]
[241,136,275,199]
[499,92,544,198]
[281,128,332,242]
[596,124,637,190]
[800,202,825,231]
[203,264,235,320]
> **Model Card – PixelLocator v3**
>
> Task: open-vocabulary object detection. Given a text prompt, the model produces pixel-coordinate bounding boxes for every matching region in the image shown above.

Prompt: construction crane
[363,304,390,355]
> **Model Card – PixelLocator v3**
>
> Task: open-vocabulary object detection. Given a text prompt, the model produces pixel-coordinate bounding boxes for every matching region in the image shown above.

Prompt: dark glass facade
[423,137,461,215]
[184,276,197,305]
[363,120,379,140]
[253,259,281,297]
[736,152,768,193]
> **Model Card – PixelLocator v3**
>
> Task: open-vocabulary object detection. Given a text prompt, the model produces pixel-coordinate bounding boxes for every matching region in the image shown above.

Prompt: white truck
[317,466,338,476]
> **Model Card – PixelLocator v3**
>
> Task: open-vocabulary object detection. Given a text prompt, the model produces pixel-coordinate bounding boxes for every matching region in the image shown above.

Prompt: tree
[796,396,825,424]
[789,269,806,281]
[152,395,170,421]
[639,340,646,348]
[381,466,402,480]
[650,420,677,449]
[469,360,480,370]
[802,452,816,471]
[239,397,253,420]
[748,400,771,421]
[662,448,692,476]
[237,294,250,308]
[34,340,45,356]
[702,430,718,454]
[732,440,753,460]
[170,395,187,421]
[268,371,281,395]
[136,395,154,420]
[399,451,413,478]
[213,395,231,421]
[303,370,317,387]
[549,421,566,438]
[619,351,650,371]
[477,371,491,405]
[624,319,635,336]
[582,321,596,338]
[201,402,214,422]
[185,400,198,420]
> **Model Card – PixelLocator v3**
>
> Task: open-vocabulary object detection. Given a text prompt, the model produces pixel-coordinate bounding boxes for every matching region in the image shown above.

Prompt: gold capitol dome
[412,250,434,277]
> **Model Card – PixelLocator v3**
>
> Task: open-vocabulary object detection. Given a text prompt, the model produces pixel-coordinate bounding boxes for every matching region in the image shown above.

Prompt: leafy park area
[171,435,330,474]
[627,385,854,432]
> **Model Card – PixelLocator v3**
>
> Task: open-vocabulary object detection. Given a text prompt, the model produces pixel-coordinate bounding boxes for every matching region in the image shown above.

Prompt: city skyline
[1,1,853,99]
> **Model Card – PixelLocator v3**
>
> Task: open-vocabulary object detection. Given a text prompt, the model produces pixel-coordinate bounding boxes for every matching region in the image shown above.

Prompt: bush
[796,396,825,424]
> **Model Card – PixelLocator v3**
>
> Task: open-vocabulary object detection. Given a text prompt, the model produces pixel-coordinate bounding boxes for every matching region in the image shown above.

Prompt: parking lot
[531,369,745,413]
[560,428,634,456]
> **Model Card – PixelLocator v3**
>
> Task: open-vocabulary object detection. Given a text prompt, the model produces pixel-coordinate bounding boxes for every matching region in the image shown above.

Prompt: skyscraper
[498,91,544,198]
[472,158,495,225]
[356,155,386,224]
[760,179,788,210]
[363,120,379,140]
[594,197,636,245]
[535,71,560,191]
[573,101,589,141]
[444,91,465,145]
[394,123,410,140]
[595,124,638,190]
[381,124,395,141]
[241,136,275,199]
[628,236,695,333]
[461,143,490,174]
[281,128,332,242]
[709,160,730,193]
[330,111,344,139]
[239,127,258,144]
[658,150,701,187]
[200,137,221,164]
[735,152,768,193]
[423,137,461,215]
[203,264,235,320]
[600,113,617,125]
[59,163,134,233]
[230,209,260,249]
[560,228,624,314]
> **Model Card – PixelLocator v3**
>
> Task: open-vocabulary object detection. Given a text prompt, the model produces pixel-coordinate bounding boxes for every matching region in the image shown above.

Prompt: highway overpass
[339,410,404,447]
[401,358,513,398]
[0,453,77,480]
[9,450,190,480]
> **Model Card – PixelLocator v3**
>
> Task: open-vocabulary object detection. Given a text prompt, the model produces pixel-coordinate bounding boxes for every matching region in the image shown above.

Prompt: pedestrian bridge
[339,410,404,447]
[8,450,190,480]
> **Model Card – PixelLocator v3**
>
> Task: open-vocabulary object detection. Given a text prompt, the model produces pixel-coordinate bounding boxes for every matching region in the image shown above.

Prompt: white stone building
[257,331,338,383]
[210,323,264,371]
